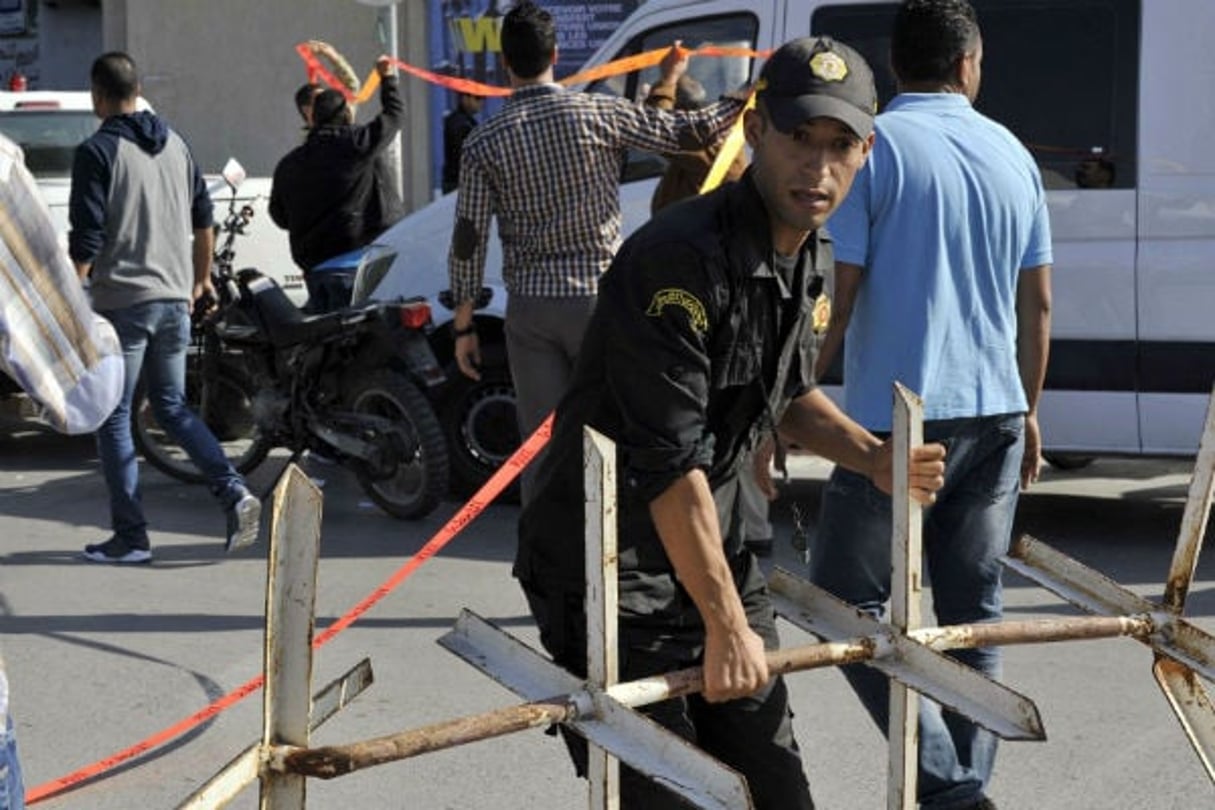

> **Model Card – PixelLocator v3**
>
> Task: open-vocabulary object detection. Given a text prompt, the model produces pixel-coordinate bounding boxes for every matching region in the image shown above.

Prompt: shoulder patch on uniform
[646,287,707,335]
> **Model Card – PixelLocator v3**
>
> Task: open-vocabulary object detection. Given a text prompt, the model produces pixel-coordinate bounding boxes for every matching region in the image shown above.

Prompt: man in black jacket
[270,55,404,313]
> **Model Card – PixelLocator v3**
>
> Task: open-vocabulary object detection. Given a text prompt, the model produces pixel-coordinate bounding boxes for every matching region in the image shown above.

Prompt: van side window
[813,0,1140,190]
[586,13,759,183]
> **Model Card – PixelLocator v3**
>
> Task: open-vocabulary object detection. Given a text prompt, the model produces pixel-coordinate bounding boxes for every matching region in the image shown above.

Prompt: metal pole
[584,428,621,809]
[889,383,923,810]
[260,465,323,810]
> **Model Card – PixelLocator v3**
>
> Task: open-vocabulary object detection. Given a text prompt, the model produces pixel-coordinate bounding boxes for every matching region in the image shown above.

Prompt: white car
[0,90,304,304]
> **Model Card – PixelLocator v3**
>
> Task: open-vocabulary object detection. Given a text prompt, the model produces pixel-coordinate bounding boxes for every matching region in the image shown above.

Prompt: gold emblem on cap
[809,51,848,82]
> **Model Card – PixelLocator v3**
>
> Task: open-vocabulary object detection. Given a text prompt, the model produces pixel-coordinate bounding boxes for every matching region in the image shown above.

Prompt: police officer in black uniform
[516,37,947,809]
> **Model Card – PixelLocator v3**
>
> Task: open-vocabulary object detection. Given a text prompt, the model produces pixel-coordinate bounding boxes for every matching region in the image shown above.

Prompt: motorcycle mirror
[221,158,247,192]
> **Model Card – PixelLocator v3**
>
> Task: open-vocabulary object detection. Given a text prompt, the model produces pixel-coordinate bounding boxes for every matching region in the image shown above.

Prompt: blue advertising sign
[427,1,641,198]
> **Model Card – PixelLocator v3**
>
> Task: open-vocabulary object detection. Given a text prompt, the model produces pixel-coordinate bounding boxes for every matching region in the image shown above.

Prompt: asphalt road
[1,425,1213,809]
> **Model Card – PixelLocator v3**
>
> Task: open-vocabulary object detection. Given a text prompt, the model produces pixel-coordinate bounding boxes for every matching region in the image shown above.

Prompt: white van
[368,0,1215,490]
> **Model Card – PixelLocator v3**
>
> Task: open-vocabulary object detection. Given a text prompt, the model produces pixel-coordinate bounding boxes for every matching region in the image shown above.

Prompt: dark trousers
[520,554,814,810]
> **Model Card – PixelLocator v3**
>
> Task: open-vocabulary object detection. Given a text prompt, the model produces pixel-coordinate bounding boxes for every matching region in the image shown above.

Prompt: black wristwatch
[453,323,476,338]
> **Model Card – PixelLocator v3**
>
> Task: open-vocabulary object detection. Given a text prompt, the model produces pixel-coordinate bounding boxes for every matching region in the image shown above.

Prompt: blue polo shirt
[828,93,1052,430]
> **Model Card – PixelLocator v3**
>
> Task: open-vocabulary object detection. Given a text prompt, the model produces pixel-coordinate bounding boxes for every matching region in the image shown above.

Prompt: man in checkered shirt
[447,1,745,503]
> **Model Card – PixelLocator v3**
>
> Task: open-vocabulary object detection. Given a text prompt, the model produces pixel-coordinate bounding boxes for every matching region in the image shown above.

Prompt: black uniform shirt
[516,171,830,608]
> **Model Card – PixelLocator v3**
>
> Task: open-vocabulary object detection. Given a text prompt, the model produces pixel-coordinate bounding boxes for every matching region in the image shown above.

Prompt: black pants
[520,554,814,810]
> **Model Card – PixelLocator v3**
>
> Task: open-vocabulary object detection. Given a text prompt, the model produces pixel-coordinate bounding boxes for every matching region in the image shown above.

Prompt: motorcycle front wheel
[132,360,271,484]
[347,370,449,520]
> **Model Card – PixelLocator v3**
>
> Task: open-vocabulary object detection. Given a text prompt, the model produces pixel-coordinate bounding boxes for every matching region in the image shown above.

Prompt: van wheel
[1044,454,1095,471]
[440,345,521,503]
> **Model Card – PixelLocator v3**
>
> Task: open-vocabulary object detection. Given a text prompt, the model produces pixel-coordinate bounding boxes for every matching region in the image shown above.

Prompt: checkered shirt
[449,83,743,302]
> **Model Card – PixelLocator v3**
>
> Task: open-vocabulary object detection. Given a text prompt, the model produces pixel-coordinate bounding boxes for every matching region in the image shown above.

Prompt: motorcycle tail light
[398,302,431,330]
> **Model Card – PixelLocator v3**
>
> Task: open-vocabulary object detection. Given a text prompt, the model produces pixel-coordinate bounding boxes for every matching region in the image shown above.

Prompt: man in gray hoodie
[69,51,260,564]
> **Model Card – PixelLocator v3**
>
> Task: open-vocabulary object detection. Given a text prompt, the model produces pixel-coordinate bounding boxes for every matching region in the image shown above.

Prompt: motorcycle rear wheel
[347,370,449,519]
[132,361,271,484]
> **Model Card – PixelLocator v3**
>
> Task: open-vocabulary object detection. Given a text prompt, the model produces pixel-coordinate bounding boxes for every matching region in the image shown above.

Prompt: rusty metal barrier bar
[183,383,1215,807]
[265,602,1157,782]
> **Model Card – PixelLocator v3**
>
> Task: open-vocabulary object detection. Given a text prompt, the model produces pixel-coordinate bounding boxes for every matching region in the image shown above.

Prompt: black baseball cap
[756,36,877,138]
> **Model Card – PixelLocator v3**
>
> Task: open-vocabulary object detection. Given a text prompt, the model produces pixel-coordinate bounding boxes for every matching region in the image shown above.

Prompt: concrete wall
[36,1,102,88]
[102,0,432,210]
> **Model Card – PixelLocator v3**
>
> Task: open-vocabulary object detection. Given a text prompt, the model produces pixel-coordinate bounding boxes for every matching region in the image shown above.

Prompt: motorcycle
[132,160,450,520]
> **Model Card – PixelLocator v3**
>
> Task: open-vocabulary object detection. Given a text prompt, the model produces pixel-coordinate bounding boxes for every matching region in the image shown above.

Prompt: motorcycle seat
[240,271,381,349]
[269,303,381,348]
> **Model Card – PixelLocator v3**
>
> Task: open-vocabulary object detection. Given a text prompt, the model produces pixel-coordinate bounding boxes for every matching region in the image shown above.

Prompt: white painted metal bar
[889,383,923,810]
[583,692,752,810]
[1153,656,1215,782]
[1155,385,1215,782]
[178,746,261,810]
[1006,536,1215,682]
[1163,383,1215,614]
[178,659,374,809]
[1004,535,1158,618]
[438,609,584,700]
[768,571,1043,741]
[585,427,621,810]
[438,610,754,808]
[1156,620,1215,683]
[261,465,323,810]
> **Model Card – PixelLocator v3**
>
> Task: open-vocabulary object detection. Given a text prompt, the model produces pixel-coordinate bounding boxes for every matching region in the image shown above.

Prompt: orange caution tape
[352,68,380,104]
[26,413,554,804]
[301,42,771,99]
[555,45,673,88]
[295,43,358,100]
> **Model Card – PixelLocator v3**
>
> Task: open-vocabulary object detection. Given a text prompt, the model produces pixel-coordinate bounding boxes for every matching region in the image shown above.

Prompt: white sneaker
[225,493,262,553]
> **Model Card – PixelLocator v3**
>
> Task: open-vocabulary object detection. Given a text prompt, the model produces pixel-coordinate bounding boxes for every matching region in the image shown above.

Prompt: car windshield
[0,110,98,178]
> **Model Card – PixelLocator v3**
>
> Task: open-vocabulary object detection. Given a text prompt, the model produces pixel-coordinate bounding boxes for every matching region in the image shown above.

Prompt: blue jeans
[0,715,23,810]
[96,300,247,547]
[808,413,1025,809]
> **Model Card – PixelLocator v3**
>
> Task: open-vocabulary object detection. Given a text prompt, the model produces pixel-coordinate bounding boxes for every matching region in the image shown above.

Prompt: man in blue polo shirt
[809,2,1052,809]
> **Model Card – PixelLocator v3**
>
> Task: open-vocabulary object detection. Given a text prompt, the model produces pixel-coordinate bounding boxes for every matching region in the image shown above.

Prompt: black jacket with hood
[269,76,406,272]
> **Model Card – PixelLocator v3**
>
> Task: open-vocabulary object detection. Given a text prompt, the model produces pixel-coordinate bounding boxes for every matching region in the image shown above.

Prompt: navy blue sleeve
[67,138,112,264]
[190,160,214,230]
